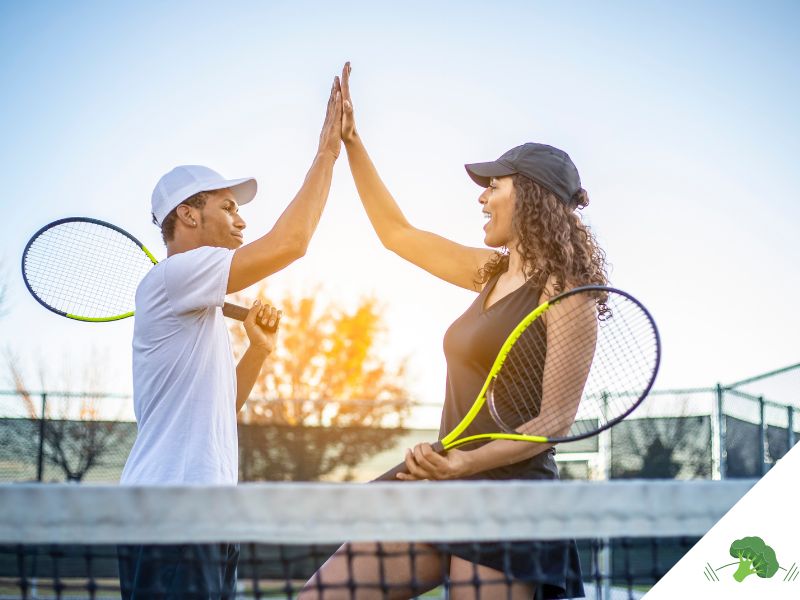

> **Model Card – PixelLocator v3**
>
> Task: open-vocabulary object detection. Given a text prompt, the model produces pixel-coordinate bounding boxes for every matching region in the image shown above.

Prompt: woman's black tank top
[439,270,559,481]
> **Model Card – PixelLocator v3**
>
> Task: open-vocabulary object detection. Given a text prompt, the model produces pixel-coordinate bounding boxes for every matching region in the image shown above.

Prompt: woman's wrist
[342,130,360,147]
[448,449,479,479]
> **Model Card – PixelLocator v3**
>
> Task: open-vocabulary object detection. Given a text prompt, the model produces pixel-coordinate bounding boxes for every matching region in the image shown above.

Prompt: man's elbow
[281,234,309,262]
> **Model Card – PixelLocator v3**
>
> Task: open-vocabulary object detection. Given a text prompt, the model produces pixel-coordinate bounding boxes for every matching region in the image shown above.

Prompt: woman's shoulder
[536,274,584,305]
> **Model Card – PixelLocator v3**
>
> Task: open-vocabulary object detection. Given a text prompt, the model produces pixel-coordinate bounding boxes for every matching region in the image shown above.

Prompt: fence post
[716,384,726,479]
[600,392,611,600]
[789,406,795,450]
[36,393,47,482]
[759,396,767,476]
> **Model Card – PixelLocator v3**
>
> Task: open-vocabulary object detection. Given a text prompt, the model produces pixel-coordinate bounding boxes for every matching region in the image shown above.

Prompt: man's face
[197,188,246,250]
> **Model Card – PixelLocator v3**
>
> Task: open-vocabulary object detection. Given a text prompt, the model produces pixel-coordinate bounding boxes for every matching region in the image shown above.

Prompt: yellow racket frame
[437,296,553,450]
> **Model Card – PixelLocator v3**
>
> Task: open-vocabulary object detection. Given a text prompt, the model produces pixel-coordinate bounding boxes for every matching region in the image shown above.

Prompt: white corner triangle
[645,442,800,599]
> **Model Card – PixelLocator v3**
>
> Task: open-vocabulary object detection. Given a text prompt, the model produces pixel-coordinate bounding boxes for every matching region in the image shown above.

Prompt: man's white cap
[151,165,257,225]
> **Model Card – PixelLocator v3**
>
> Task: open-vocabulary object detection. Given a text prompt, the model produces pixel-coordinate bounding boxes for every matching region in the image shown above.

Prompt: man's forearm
[227,152,336,294]
[235,345,271,412]
[274,151,336,253]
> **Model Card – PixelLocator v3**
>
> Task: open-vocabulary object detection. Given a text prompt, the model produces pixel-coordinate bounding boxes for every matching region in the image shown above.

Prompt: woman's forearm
[458,439,556,477]
[344,133,412,249]
[344,130,492,291]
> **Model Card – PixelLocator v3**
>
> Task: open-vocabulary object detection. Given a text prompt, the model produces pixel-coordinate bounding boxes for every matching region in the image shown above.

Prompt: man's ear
[175,204,197,228]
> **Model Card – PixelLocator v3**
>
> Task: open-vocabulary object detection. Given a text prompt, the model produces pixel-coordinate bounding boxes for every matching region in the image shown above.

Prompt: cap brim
[464,161,517,188]
[200,177,258,206]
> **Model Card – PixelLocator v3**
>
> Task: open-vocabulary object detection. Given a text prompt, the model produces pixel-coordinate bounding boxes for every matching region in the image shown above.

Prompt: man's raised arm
[227,77,342,294]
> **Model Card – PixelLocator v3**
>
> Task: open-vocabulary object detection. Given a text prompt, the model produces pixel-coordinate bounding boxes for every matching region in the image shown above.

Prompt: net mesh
[488,289,659,440]
[0,480,752,599]
[23,220,155,319]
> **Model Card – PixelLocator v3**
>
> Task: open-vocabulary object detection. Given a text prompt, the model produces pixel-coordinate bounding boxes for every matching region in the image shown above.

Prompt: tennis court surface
[0,479,753,599]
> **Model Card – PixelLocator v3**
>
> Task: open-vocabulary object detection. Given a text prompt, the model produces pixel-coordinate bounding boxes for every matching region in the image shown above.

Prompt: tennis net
[0,479,753,599]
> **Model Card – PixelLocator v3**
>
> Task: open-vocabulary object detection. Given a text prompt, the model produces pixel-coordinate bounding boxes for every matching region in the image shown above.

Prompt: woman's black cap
[465,143,582,207]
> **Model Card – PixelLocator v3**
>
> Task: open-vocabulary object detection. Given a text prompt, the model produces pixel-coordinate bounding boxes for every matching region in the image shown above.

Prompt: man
[118,78,343,600]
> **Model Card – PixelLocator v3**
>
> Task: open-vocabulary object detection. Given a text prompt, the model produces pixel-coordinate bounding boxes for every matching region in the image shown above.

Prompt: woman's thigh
[449,556,535,600]
[298,541,447,600]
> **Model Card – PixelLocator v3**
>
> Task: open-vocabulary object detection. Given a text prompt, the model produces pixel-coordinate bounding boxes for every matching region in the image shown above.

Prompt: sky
[1,1,799,427]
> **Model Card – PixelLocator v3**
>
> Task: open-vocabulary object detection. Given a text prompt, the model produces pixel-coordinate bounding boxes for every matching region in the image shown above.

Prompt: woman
[299,63,608,600]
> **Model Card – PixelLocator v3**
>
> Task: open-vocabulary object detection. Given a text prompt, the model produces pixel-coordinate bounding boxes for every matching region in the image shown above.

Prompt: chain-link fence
[0,391,136,483]
[602,363,800,480]
[2,363,798,483]
[719,363,800,478]
[0,392,412,483]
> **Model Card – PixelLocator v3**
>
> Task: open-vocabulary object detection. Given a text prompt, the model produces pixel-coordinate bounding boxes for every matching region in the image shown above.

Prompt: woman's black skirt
[434,448,585,599]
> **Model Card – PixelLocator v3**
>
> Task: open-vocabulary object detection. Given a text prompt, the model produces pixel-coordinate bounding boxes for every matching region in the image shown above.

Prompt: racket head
[22,218,157,322]
[485,286,660,443]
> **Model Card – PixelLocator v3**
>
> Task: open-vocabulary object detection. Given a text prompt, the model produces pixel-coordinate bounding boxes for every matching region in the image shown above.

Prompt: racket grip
[222,302,280,333]
[373,461,410,482]
[222,302,249,321]
[371,441,447,482]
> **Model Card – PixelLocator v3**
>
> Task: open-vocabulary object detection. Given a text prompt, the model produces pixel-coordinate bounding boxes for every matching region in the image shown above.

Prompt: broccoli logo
[704,536,796,583]
[729,536,780,582]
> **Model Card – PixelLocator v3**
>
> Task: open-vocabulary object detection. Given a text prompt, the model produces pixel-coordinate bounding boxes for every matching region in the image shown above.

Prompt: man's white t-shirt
[121,246,239,485]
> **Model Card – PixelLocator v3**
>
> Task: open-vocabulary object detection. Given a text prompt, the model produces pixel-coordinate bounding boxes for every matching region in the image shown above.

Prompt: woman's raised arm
[341,63,493,291]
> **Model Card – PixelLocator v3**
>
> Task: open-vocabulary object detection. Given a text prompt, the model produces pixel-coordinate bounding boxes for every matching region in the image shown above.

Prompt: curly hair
[477,175,609,298]
[151,190,212,245]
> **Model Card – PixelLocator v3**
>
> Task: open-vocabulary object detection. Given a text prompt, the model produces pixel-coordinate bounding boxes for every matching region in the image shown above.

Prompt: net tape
[0,480,754,545]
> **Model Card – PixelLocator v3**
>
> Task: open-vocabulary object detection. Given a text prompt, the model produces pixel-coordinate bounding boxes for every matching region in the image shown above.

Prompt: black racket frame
[22,217,278,330]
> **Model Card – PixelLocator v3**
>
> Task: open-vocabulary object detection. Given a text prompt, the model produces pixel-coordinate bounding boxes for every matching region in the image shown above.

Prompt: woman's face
[480,176,516,248]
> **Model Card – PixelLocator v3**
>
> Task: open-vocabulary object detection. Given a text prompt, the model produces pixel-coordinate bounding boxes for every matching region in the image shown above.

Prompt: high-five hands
[341,62,357,144]
[318,76,343,159]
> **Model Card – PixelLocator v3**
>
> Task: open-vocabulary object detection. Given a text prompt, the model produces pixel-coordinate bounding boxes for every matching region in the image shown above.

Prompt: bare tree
[2,349,135,482]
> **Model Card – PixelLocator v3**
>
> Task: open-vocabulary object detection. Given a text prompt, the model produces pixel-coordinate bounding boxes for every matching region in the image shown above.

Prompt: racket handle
[222,302,280,333]
[371,441,446,482]
[373,461,410,482]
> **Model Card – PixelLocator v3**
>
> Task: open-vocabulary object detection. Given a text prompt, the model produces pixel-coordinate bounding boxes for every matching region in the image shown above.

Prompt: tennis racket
[375,286,660,481]
[22,217,279,330]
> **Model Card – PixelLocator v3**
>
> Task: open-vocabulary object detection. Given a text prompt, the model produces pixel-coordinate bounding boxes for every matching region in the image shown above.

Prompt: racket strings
[491,324,548,430]
[23,221,155,319]
[489,290,658,440]
[571,296,657,435]
[27,229,139,316]
[27,230,134,313]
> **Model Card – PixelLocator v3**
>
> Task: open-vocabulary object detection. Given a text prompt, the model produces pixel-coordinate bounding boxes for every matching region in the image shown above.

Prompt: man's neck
[166,237,203,258]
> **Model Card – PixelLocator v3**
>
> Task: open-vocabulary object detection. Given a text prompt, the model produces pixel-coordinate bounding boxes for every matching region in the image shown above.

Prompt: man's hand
[235,299,280,412]
[395,443,470,481]
[244,299,281,354]
[341,62,357,144]
[318,77,343,159]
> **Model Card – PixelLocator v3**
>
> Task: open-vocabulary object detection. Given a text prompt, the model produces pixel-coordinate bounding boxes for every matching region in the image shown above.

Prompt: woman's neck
[506,248,526,280]
[506,246,547,281]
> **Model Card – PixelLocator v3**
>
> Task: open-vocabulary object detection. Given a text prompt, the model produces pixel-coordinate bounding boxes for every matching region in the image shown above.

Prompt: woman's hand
[396,443,471,481]
[244,299,281,355]
[341,62,358,144]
